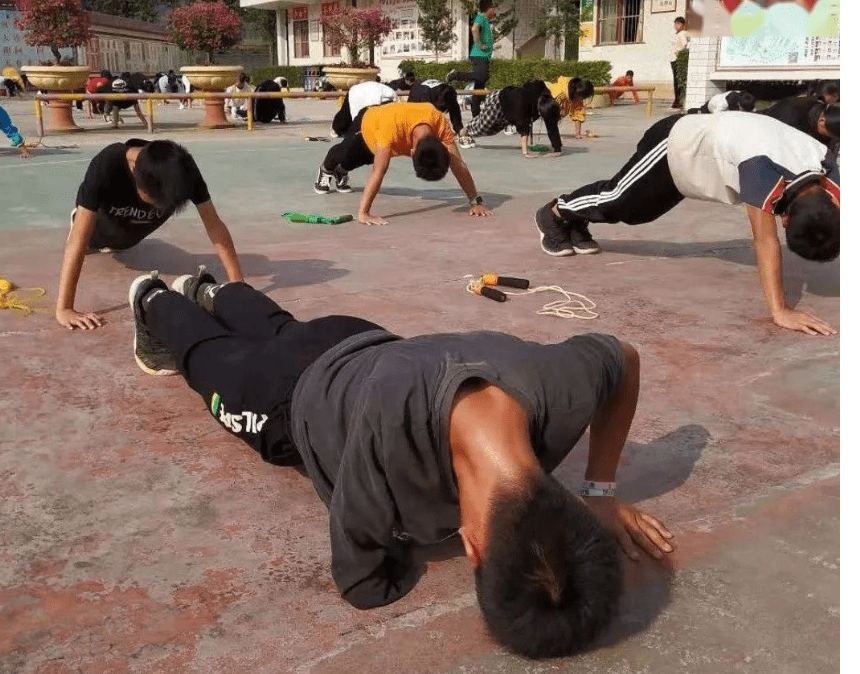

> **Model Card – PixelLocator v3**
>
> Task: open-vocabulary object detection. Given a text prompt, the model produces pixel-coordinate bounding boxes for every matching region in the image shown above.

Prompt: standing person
[126,266,674,658]
[224,73,254,120]
[1,104,31,159]
[313,102,492,225]
[446,0,496,120]
[534,112,839,335]
[670,16,689,110]
[57,139,244,331]
[607,70,640,105]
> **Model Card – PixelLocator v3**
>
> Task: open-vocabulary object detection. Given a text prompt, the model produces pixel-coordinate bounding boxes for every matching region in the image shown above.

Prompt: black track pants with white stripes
[556,115,685,225]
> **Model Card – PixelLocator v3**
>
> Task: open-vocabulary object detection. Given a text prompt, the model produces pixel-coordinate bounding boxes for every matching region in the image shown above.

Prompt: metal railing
[33,85,654,136]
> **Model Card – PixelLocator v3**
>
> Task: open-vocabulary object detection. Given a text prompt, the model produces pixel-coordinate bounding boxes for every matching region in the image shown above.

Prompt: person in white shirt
[331,80,398,137]
[687,90,756,114]
[224,73,254,120]
[534,112,839,336]
[670,16,690,109]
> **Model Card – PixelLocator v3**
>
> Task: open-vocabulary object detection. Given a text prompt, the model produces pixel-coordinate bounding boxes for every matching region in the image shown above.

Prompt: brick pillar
[685,37,723,110]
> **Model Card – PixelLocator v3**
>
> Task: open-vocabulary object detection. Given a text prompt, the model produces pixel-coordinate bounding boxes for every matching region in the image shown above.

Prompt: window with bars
[294,20,310,58]
[596,0,644,45]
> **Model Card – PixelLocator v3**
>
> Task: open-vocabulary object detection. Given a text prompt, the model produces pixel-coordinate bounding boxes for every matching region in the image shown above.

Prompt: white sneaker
[503,125,516,135]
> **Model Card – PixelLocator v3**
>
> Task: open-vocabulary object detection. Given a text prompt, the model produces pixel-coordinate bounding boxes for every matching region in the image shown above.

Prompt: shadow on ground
[377,187,513,216]
[599,237,840,300]
[113,239,350,292]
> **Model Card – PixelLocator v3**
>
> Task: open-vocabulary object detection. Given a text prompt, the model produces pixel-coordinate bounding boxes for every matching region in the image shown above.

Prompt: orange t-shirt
[360,102,456,157]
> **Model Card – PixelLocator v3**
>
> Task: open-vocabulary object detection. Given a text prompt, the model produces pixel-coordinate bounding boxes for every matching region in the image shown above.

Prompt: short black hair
[674,16,686,25]
[120,71,131,80]
[405,71,416,81]
[475,474,623,659]
[412,136,450,181]
[814,80,840,103]
[100,69,112,79]
[479,0,494,12]
[821,104,839,139]
[728,90,756,112]
[133,140,200,214]
[239,72,249,84]
[785,187,840,262]
[626,70,634,77]
[568,77,594,102]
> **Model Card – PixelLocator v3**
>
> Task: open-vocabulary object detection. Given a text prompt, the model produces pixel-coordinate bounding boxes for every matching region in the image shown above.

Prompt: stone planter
[181,65,244,129]
[22,65,89,133]
[322,66,380,91]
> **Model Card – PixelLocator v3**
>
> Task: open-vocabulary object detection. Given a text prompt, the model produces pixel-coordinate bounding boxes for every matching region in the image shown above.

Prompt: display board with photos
[378,0,458,59]
[717,34,839,69]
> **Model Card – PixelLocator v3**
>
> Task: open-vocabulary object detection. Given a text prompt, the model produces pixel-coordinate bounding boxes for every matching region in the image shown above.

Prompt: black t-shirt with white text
[75,139,210,250]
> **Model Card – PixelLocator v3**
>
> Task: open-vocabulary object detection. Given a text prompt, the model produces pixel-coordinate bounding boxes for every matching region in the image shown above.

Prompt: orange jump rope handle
[481,274,530,290]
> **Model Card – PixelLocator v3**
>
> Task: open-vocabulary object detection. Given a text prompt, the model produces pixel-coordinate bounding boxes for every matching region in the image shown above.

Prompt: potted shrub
[168,0,243,128]
[320,6,393,90]
[15,0,91,132]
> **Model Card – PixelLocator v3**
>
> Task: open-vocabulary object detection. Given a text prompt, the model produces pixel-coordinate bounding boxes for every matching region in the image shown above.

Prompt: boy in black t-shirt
[57,139,244,331]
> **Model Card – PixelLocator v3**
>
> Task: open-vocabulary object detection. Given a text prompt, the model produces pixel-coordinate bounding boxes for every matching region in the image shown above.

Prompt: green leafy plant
[399,58,612,88]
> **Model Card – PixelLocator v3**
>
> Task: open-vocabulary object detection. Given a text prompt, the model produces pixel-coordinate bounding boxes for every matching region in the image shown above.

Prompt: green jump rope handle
[282,212,353,224]
[495,276,530,290]
[480,287,507,303]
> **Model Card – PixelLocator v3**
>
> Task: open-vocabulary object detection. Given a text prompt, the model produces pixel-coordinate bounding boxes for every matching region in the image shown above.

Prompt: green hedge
[675,48,689,105]
[396,58,612,88]
[248,65,317,88]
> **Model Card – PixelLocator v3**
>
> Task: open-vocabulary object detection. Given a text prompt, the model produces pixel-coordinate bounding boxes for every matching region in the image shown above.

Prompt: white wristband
[578,480,616,497]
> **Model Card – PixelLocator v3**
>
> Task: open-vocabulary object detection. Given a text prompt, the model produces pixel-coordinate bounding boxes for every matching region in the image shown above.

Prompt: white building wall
[583,9,679,86]
[684,37,720,109]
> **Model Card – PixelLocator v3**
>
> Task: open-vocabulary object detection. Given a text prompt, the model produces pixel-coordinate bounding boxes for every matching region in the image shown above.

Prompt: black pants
[146,283,382,464]
[556,115,684,226]
[670,60,682,107]
[449,56,490,118]
[408,83,464,135]
[322,108,374,173]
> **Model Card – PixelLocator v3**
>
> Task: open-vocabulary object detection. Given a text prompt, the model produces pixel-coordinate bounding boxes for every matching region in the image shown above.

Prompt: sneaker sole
[314,186,331,195]
[572,244,602,255]
[128,273,178,377]
[334,186,353,193]
[534,216,574,257]
[171,274,194,297]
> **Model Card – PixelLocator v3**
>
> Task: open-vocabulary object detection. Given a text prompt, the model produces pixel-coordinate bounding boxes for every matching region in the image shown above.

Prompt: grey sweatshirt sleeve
[327,387,423,609]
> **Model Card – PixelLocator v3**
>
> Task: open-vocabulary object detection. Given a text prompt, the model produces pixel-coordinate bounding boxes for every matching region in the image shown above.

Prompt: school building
[239,0,688,93]
[0,2,191,74]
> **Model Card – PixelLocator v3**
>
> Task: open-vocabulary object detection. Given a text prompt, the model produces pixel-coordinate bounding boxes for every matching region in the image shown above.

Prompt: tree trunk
[207,50,214,65]
[51,44,61,64]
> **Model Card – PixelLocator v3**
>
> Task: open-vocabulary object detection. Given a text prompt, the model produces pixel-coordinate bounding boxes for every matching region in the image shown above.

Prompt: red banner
[321,2,340,17]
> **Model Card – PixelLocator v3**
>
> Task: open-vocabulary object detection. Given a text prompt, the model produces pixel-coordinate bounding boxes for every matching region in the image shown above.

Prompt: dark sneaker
[171,264,217,306]
[446,69,457,83]
[535,202,574,257]
[333,167,352,193]
[128,271,178,376]
[314,165,334,194]
[569,221,602,255]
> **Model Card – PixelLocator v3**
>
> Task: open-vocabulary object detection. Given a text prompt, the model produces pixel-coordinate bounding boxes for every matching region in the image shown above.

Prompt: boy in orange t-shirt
[608,71,640,105]
[314,102,492,225]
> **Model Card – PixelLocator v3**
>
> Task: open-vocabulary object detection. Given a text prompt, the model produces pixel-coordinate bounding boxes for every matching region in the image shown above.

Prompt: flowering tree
[320,6,394,66]
[167,1,242,65]
[14,0,92,64]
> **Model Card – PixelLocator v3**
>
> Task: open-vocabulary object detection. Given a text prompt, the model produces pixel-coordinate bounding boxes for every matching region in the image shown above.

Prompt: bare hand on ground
[19,145,32,160]
[358,212,389,226]
[772,307,836,335]
[468,204,493,217]
[56,308,103,330]
[585,497,675,561]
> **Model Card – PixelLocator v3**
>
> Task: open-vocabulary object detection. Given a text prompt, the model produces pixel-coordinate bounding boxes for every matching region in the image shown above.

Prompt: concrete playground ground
[0,95,840,673]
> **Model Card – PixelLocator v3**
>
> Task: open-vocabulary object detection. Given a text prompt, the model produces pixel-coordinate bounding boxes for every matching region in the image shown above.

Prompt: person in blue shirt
[1,104,31,159]
[446,0,496,132]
